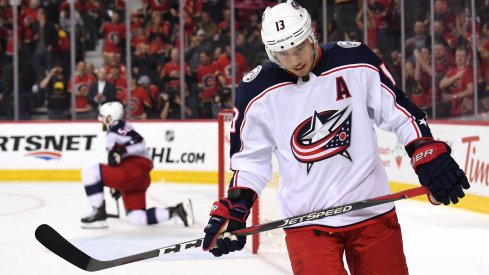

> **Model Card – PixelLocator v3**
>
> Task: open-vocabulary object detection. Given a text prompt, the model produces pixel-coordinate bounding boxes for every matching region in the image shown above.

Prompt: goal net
[217,109,287,254]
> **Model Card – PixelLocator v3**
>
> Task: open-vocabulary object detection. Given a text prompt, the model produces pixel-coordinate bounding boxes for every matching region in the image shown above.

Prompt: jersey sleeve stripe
[320,63,378,77]
[379,62,396,86]
[381,83,422,138]
[238,82,294,152]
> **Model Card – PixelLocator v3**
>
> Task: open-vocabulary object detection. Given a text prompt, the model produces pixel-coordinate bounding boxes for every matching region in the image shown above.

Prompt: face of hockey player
[98,114,112,132]
[274,39,315,78]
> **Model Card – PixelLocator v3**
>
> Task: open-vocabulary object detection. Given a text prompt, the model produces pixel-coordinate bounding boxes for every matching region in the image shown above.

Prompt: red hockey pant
[101,156,153,211]
[285,214,408,275]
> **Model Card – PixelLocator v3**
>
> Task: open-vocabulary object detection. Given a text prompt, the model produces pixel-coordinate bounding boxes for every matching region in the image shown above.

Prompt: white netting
[218,110,287,254]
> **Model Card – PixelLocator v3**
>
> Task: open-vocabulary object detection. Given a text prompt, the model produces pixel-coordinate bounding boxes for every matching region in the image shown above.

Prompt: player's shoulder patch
[242,65,262,82]
[337,41,362,48]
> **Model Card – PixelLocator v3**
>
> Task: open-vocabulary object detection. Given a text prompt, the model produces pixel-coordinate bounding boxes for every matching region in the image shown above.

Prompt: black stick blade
[35,224,91,271]
[35,224,162,272]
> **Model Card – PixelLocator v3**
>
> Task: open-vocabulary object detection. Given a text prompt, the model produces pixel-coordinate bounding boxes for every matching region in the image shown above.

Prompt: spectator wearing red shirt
[143,0,170,16]
[100,12,125,63]
[104,55,126,75]
[368,0,391,43]
[159,48,191,92]
[433,20,458,52]
[218,10,237,34]
[83,0,104,18]
[130,76,153,120]
[115,86,126,104]
[183,9,195,47]
[146,11,167,41]
[147,83,161,116]
[477,22,489,89]
[355,8,378,49]
[86,63,97,80]
[197,50,225,118]
[434,0,456,31]
[148,32,170,75]
[433,40,454,90]
[107,64,127,90]
[215,45,249,87]
[4,25,21,63]
[404,61,426,109]
[412,48,434,112]
[54,28,70,74]
[67,61,97,119]
[130,11,144,33]
[133,75,161,119]
[22,0,40,21]
[131,27,147,49]
[455,8,481,48]
[20,0,39,54]
[439,47,474,117]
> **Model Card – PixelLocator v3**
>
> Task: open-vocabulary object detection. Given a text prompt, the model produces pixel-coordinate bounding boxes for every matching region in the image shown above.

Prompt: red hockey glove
[203,187,257,257]
[408,140,470,205]
[108,145,126,166]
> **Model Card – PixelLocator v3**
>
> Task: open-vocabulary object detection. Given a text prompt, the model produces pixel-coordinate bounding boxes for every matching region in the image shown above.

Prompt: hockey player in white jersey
[202,1,470,274]
[80,101,194,229]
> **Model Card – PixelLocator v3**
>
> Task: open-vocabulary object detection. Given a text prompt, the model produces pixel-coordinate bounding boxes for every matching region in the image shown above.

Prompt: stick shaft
[35,186,428,272]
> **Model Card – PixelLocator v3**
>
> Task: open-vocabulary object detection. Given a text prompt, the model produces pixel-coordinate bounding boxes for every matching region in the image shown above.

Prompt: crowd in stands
[1,0,489,120]
[0,0,269,120]
[345,0,489,119]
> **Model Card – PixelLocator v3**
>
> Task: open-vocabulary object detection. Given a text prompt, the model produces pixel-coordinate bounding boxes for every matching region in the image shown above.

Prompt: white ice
[0,182,488,275]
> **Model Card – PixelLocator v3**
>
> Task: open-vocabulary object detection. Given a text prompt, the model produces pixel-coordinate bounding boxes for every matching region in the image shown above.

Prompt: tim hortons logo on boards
[462,136,489,186]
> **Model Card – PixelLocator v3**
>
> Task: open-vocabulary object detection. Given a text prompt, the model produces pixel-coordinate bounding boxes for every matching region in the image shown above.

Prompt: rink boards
[0,120,488,214]
[0,121,218,183]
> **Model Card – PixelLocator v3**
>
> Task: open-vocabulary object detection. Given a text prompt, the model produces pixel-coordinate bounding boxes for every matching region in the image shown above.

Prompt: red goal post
[217,109,286,254]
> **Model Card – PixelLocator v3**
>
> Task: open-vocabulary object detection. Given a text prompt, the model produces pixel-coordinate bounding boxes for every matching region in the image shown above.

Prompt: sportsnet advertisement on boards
[0,122,217,172]
[0,121,488,200]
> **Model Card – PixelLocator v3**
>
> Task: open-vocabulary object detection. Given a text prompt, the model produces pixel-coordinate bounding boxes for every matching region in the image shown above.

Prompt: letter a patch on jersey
[291,105,353,174]
[336,76,352,101]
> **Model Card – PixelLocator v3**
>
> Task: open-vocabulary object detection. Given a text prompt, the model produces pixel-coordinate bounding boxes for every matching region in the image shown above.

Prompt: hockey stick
[106,189,121,219]
[35,186,428,272]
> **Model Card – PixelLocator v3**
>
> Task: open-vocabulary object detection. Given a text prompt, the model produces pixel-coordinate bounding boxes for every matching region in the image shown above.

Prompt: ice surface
[0,182,488,275]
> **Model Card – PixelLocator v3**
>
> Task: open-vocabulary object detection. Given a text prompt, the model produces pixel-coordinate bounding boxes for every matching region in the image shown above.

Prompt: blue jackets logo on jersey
[291,105,352,173]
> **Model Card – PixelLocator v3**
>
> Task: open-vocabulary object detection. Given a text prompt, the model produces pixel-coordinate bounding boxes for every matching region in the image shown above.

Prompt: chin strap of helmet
[312,44,322,69]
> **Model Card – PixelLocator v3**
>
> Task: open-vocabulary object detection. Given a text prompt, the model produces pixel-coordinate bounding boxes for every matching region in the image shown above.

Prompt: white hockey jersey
[228,42,432,229]
[106,120,151,161]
